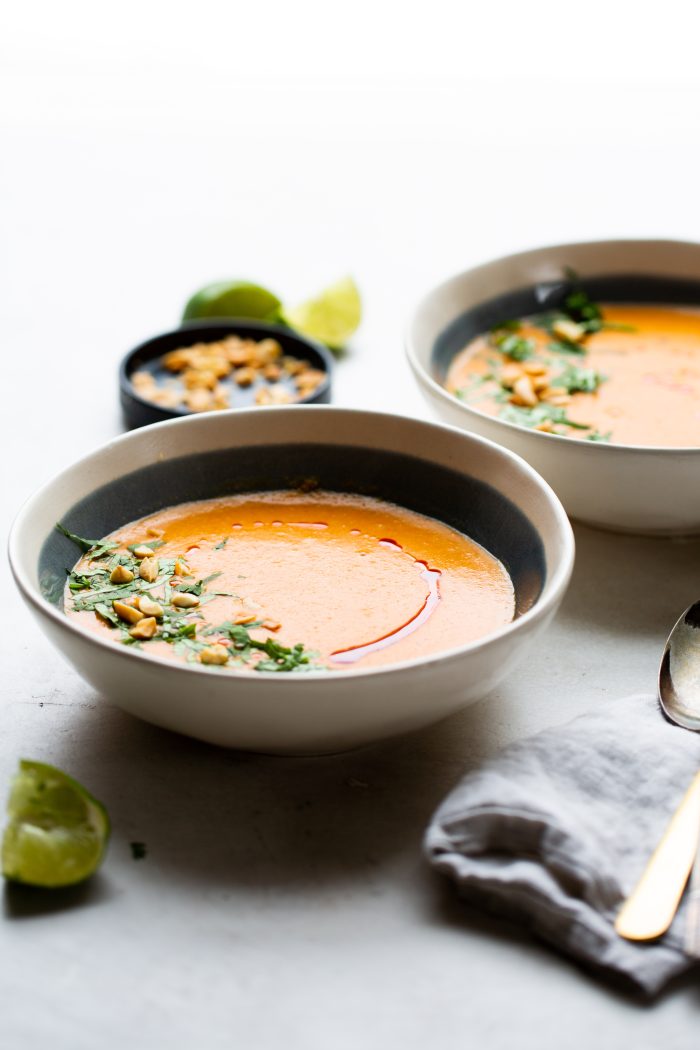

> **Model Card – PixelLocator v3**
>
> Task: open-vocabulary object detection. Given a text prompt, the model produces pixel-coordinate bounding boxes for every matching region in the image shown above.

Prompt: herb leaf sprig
[490,330,535,361]
[535,270,635,336]
[63,528,322,673]
[56,523,118,559]
[471,268,638,440]
[215,623,321,673]
[553,364,605,394]
[546,338,586,356]
[499,403,592,432]
[562,269,605,332]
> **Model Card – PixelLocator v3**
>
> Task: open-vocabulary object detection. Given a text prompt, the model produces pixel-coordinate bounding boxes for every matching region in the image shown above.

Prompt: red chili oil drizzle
[331,538,442,665]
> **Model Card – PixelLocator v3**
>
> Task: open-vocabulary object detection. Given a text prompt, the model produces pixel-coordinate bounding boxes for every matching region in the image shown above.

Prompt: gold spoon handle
[615,770,700,942]
[685,815,700,957]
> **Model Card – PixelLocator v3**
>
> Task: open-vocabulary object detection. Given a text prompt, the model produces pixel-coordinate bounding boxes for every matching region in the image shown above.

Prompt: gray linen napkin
[425,693,700,996]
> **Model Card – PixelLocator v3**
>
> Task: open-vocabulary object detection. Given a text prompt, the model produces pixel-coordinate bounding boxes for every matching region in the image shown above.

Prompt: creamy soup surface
[64,491,515,673]
[446,305,700,447]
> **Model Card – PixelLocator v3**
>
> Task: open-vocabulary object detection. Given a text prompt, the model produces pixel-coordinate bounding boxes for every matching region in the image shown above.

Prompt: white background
[2,3,700,1048]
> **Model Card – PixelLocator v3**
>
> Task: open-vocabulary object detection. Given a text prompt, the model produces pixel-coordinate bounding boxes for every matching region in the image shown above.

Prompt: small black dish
[119,319,334,430]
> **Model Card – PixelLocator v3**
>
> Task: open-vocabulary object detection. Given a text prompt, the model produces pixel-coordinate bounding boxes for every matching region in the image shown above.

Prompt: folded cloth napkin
[425,693,700,996]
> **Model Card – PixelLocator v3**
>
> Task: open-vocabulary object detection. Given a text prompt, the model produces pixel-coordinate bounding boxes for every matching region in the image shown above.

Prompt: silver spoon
[615,601,700,951]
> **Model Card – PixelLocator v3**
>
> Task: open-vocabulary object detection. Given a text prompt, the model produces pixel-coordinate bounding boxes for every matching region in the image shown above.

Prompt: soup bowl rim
[8,405,575,684]
[406,236,700,455]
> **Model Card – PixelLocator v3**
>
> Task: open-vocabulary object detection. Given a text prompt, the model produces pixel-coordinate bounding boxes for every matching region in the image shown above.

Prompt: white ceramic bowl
[406,239,700,535]
[9,407,573,754]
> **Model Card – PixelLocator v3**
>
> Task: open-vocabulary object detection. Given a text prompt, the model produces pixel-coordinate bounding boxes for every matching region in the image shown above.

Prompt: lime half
[182,280,282,322]
[281,276,361,350]
[2,760,110,888]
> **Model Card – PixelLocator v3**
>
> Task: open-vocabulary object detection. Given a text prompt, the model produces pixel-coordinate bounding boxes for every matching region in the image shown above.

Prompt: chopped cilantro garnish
[173,637,208,659]
[499,403,591,431]
[56,523,118,559]
[492,332,535,361]
[563,271,604,330]
[67,567,107,591]
[546,338,586,356]
[73,582,142,611]
[56,523,102,553]
[217,623,320,672]
[205,620,263,636]
[174,571,222,596]
[159,620,198,642]
[66,528,321,672]
[94,602,120,627]
[554,364,605,394]
[455,372,496,402]
[489,319,521,334]
[531,310,568,334]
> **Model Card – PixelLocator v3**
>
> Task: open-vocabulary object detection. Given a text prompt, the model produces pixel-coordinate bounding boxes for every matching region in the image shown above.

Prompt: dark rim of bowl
[9,406,575,684]
[408,253,700,455]
[119,319,334,421]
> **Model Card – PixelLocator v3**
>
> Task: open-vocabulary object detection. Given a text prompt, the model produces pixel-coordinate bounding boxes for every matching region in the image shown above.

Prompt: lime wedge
[182,280,282,322]
[2,760,110,888]
[281,276,361,350]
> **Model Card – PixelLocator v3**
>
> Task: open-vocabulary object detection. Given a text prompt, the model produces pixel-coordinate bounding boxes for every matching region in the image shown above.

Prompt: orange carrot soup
[446,295,700,447]
[61,491,515,674]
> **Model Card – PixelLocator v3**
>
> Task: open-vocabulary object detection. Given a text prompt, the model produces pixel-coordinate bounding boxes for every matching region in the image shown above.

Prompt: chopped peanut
[184,388,214,413]
[132,370,157,390]
[182,368,219,390]
[281,356,306,375]
[135,336,326,415]
[211,384,231,409]
[171,592,200,609]
[233,366,257,387]
[163,348,197,371]
[138,596,164,618]
[149,387,183,409]
[522,361,548,376]
[295,368,325,387]
[510,375,538,407]
[200,647,229,666]
[132,545,154,559]
[251,338,282,366]
[113,600,144,624]
[256,384,293,406]
[227,344,253,366]
[130,617,158,640]
[110,564,135,584]
[139,557,159,583]
[552,319,585,343]
[500,364,524,388]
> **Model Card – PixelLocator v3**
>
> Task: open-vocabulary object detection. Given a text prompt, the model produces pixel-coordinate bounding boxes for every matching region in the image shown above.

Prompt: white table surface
[2,5,700,1047]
